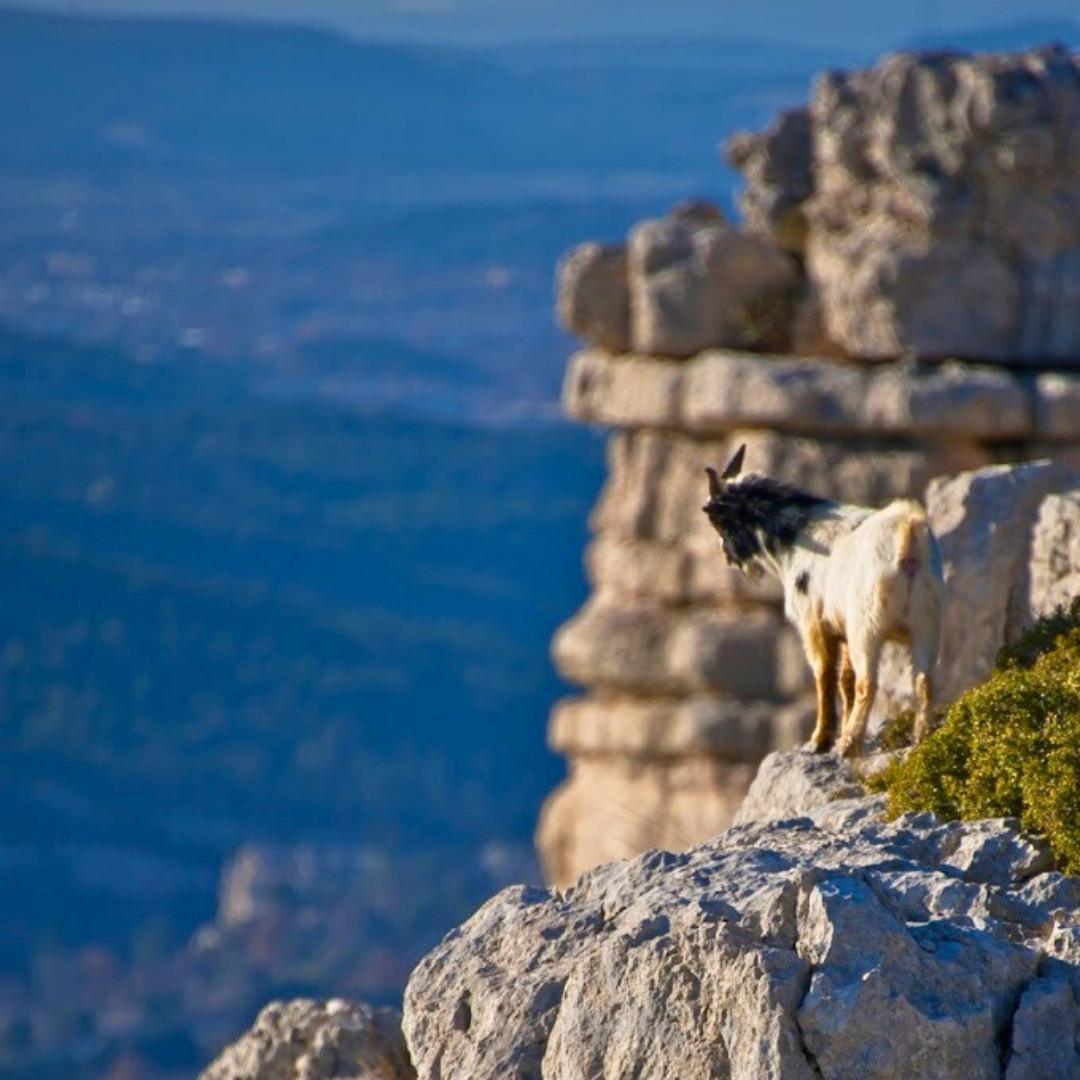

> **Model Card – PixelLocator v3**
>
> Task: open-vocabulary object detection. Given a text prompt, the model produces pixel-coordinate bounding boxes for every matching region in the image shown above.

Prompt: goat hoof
[837,739,863,760]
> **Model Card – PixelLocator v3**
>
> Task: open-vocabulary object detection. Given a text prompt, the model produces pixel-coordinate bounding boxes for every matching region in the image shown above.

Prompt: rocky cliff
[540,44,1080,888]
[201,44,1080,1080]
[404,751,1080,1080]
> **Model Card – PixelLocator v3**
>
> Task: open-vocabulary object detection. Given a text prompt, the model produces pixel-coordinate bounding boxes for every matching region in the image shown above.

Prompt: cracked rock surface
[404,752,1080,1079]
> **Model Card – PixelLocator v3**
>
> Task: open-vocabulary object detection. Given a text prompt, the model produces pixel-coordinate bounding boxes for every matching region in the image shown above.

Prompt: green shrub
[871,597,1080,871]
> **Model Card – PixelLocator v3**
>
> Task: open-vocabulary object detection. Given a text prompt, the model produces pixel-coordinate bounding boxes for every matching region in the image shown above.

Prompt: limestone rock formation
[543,42,1080,888]
[732,748,869,826]
[563,47,1080,366]
[200,999,414,1080]
[627,208,800,357]
[728,46,1080,364]
[927,461,1080,703]
[406,753,1080,1080]
[541,348,1080,887]
[559,200,802,360]
[556,244,630,353]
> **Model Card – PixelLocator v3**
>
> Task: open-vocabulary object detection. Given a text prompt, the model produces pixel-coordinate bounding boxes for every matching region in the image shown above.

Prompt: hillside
[0,325,603,1070]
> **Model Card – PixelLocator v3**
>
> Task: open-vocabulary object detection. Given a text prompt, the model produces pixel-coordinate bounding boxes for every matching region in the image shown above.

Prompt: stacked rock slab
[540,44,1080,890]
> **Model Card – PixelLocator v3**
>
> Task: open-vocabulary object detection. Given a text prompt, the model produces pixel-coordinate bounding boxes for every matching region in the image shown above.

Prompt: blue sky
[19,0,1080,46]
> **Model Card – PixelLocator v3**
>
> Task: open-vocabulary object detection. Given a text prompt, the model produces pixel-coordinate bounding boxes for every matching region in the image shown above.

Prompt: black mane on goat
[703,475,832,567]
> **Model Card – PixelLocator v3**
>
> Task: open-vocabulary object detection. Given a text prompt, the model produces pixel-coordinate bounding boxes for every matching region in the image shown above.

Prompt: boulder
[556,243,631,352]
[727,46,1080,364]
[627,210,800,357]
[405,754,1080,1080]
[927,460,1079,704]
[200,999,413,1080]
[726,107,813,253]
[536,753,761,889]
[538,706,813,889]
[733,749,867,825]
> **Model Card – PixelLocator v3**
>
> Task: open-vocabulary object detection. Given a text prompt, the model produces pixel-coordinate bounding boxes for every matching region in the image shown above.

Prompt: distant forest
[0,325,603,963]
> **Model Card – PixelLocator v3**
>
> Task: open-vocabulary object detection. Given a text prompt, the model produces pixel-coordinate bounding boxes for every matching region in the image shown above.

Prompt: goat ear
[705,466,723,498]
[720,443,746,481]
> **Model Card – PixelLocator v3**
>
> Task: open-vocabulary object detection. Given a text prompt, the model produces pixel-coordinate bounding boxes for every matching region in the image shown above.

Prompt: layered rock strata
[543,42,1080,889]
[540,346,1080,887]
[563,47,1080,366]
[407,752,1080,1080]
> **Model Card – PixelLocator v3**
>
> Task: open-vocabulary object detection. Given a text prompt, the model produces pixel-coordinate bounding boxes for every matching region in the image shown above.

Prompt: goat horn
[720,443,746,481]
[705,466,722,498]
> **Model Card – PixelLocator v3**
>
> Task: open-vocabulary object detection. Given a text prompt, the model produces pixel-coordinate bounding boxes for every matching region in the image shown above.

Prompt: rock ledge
[405,752,1080,1080]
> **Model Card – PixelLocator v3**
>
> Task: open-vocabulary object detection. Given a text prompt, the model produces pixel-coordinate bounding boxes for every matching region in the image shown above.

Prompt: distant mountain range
[0,8,842,178]
[11,0,1080,49]
[5,6,1075,178]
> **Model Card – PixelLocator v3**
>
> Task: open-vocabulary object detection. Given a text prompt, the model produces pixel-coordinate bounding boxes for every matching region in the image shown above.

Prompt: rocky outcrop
[729,46,1080,363]
[541,349,1080,885]
[407,752,1080,1079]
[200,999,414,1080]
[926,461,1080,703]
[563,47,1080,366]
[543,42,1080,888]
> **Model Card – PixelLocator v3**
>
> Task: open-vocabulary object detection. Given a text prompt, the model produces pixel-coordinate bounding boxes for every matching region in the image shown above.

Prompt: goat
[701,445,945,757]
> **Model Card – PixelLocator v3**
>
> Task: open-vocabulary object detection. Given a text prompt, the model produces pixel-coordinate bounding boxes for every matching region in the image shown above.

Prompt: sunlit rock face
[542,346,1079,886]
[730,46,1080,365]
[545,43,1080,888]
[407,752,1080,1080]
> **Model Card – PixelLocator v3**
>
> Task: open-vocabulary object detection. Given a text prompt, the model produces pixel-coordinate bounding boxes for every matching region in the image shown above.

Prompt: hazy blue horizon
[9,0,1080,48]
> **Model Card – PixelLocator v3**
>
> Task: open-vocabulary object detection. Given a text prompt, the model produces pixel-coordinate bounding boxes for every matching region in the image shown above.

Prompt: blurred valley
[1,6,1075,1078]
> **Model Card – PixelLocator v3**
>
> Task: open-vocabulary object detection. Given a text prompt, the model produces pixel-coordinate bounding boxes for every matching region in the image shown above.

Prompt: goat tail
[893,499,929,579]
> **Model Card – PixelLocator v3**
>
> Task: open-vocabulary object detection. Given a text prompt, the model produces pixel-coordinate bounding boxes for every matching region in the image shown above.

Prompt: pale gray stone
[566,348,1034,439]
[928,461,1078,704]
[561,348,682,430]
[548,694,801,761]
[405,754,1079,1080]
[726,107,813,252]
[556,242,630,351]
[201,999,413,1080]
[536,753,761,889]
[585,533,784,607]
[1006,968,1080,1080]
[552,599,783,699]
[628,212,800,357]
[725,46,1080,364]
[733,749,864,825]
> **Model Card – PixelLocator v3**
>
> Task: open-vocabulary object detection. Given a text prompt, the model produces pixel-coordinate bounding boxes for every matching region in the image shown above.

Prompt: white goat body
[703,448,945,756]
